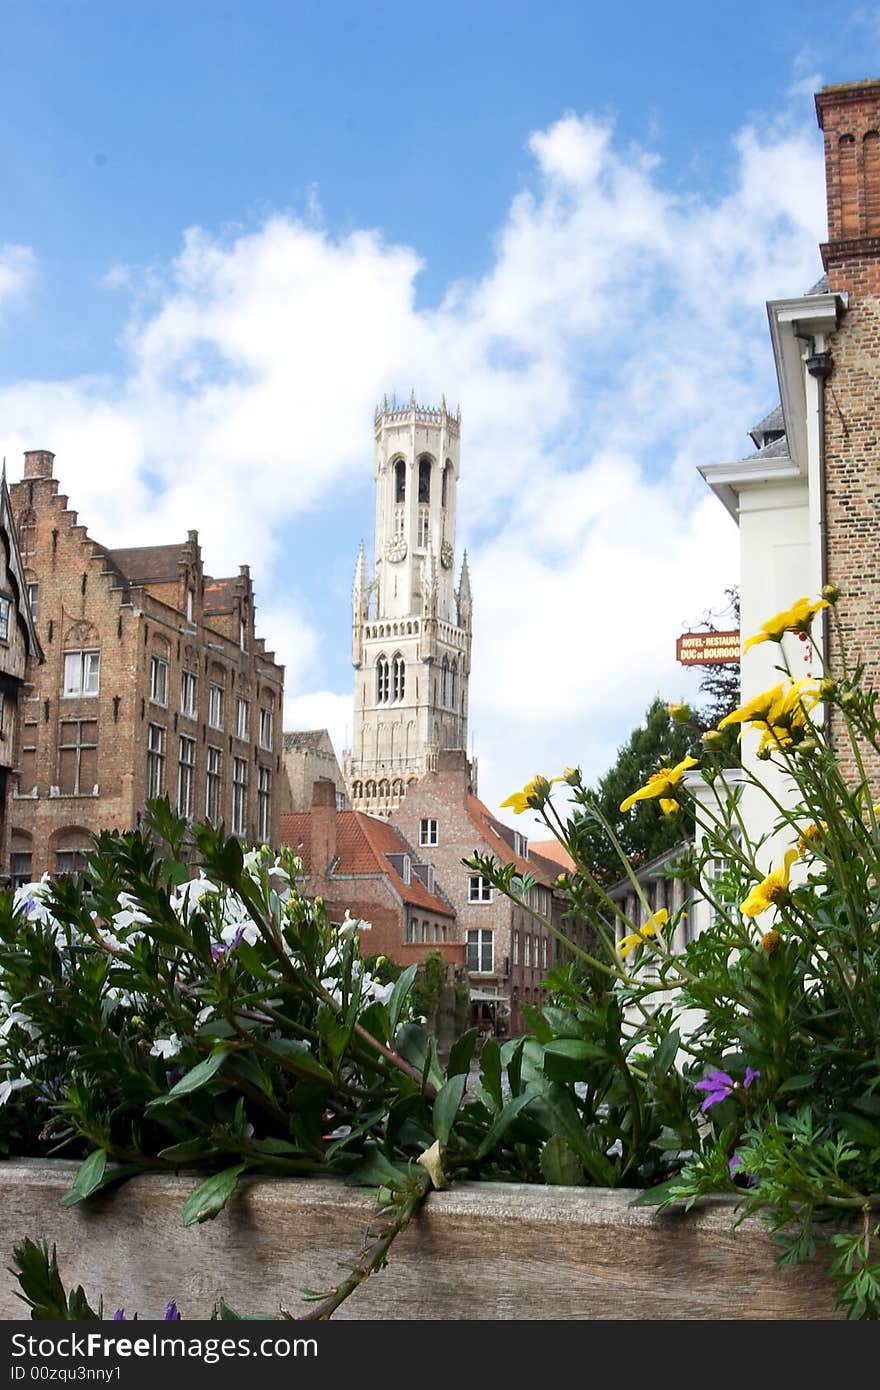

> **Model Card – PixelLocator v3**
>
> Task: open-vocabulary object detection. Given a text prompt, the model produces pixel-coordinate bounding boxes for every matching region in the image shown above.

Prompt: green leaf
[776,1073,816,1095]
[447,1028,479,1077]
[504,1038,526,1097]
[540,1134,585,1186]
[147,1047,231,1108]
[543,1037,602,1083]
[630,1178,685,1209]
[60,1149,107,1207]
[433,1073,467,1145]
[480,1039,503,1110]
[182,1163,247,1226]
[247,1137,306,1156]
[651,1029,680,1078]
[345,1149,409,1192]
[388,963,419,1034]
[474,1091,533,1159]
[158,1138,212,1164]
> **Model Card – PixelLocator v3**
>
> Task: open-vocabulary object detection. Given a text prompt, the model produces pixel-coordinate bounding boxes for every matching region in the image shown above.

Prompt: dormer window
[514,832,528,860]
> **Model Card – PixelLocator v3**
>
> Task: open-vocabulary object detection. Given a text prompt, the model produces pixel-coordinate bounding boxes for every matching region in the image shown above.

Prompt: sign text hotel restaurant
[676,630,740,666]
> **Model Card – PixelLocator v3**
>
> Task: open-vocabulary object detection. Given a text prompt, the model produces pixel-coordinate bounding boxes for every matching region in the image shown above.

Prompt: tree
[569,696,701,887]
[696,585,740,730]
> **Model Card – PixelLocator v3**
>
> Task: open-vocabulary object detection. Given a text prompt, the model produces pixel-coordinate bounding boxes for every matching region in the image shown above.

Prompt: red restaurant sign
[676,630,741,666]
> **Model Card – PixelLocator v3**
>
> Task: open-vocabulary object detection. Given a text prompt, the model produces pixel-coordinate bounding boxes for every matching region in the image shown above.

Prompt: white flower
[195,1006,214,1028]
[220,921,259,948]
[364,978,394,1007]
[149,1034,182,1060]
[339,910,372,939]
[0,1077,29,1106]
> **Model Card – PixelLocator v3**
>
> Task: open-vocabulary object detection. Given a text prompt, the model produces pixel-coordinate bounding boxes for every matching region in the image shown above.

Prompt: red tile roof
[529,839,576,872]
[466,796,562,884]
[279,810,454,917]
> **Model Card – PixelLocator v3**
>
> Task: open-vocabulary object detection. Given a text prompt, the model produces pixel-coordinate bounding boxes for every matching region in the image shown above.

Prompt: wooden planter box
[0,1160,838,1320]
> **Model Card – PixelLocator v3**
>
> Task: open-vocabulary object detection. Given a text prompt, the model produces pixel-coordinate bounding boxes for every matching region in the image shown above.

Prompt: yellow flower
[719,683,787,731]
[619,908,669,959]
[761,929,782,954]
[743,596,829,653]
[797,822,826,857]
[740,848,798,918]
[619,756,699,814]
[721,679,820,753]
[667,702,692,723]
[500,774,563,815]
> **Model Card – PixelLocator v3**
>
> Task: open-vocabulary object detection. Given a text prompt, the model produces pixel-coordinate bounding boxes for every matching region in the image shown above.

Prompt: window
[442,460,452,508]
[542,936,548,969]
[206,746,222,824]
[376,657,390,704]
[150,656,168,707]
[419,818,438,847]
[186,589,195,623]
[236,696,249,741]
[58,719,98,795]
[394,458,406,504]
[392,655,405,702]
[147,724,165,798]
[466,929,494,974]
[468,874,492,904]
[55,849,88,876]
[0,595,11,642]
[513,832,528,860]
[27,583,38,620]
[258,706,273,750]
[513,932,519,966]
[63,650,100,698]
[393,505,405,536]
[418,456,431,504]
[10,852,32,887]
[257,766,271,841]
[524,933,532,968]
[239,619,247,652]
[180,670,197,719]
[177,736,195,819]
[417,506,430,549]
[232,756,248,835]
[208,683,223,729]
[441,659,450,706]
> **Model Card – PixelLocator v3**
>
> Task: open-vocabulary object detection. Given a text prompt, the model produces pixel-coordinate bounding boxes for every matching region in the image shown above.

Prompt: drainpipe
[804,347,833,666]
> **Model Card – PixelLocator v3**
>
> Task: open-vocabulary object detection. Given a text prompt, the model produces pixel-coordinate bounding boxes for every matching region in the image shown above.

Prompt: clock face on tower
[440,540,454,569]
[385,534,408,562]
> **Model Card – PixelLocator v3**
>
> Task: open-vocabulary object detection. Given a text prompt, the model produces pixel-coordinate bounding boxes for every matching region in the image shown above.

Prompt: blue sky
[2,2,878,828]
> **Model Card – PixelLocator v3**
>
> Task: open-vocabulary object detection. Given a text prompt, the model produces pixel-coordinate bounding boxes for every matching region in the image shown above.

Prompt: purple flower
[210,943,225,960]
[728,1153,743,1176]
[113,1309,126,1320]
[744,1067,761,1089]
[164,1300,180,1321]
[694,1070,735,1111]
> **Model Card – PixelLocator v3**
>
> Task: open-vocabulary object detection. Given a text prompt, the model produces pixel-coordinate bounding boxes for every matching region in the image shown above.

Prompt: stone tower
[343,393,474,816]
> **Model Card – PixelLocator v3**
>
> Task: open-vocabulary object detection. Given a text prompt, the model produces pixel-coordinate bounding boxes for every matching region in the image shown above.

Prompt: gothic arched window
[450,659,458,709]
[395,459,406,505]
[392,654,406,702]
[442,460,452,508]
[418,456,432,504]
[376,656,390,704]
[441,657,450,707]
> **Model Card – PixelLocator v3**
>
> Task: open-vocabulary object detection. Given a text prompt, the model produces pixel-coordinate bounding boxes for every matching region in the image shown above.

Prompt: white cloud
[0,244,36,304]
[0,94,828,827]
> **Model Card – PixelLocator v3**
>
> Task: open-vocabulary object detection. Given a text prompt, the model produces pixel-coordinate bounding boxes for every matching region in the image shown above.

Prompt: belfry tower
[343,393,474,817]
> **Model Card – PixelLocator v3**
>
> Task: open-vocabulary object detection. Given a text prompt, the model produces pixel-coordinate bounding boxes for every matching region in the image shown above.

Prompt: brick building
[392,751,583,1036]
[0,473,42,878]
[699,77,880,845]
[279,779,462,970]
[280,729,348,812]
[8,449,284,879]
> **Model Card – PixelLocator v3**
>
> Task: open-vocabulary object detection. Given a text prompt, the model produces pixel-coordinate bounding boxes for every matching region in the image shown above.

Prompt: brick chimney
[310,778,338,873]
[816,79,880,270]
[22,450,55,480]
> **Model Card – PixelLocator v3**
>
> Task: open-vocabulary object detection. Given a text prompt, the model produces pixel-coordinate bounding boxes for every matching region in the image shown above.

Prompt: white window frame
[177,735,195,819]
[63,649,100,698]
[466,928,494,974]
[150,656,169,708]
[27,583,38,620]
[232,756,248,835]
[257,765,271,841]
[205,745,222,824]
[146,723,165,798]
[236,696,249,741]
[542,936,548,969]
[0,595,11,642]
[208,683,223,730]
[524,933,532,968]
[419,818,438,847]
[468,874,492,904]
[258,706,273,751]
[180,670,197,720]
[512,932,519,966]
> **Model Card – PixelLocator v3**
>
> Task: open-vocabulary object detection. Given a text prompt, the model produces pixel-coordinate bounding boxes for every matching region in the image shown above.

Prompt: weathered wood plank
[0,1161,839,1320]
